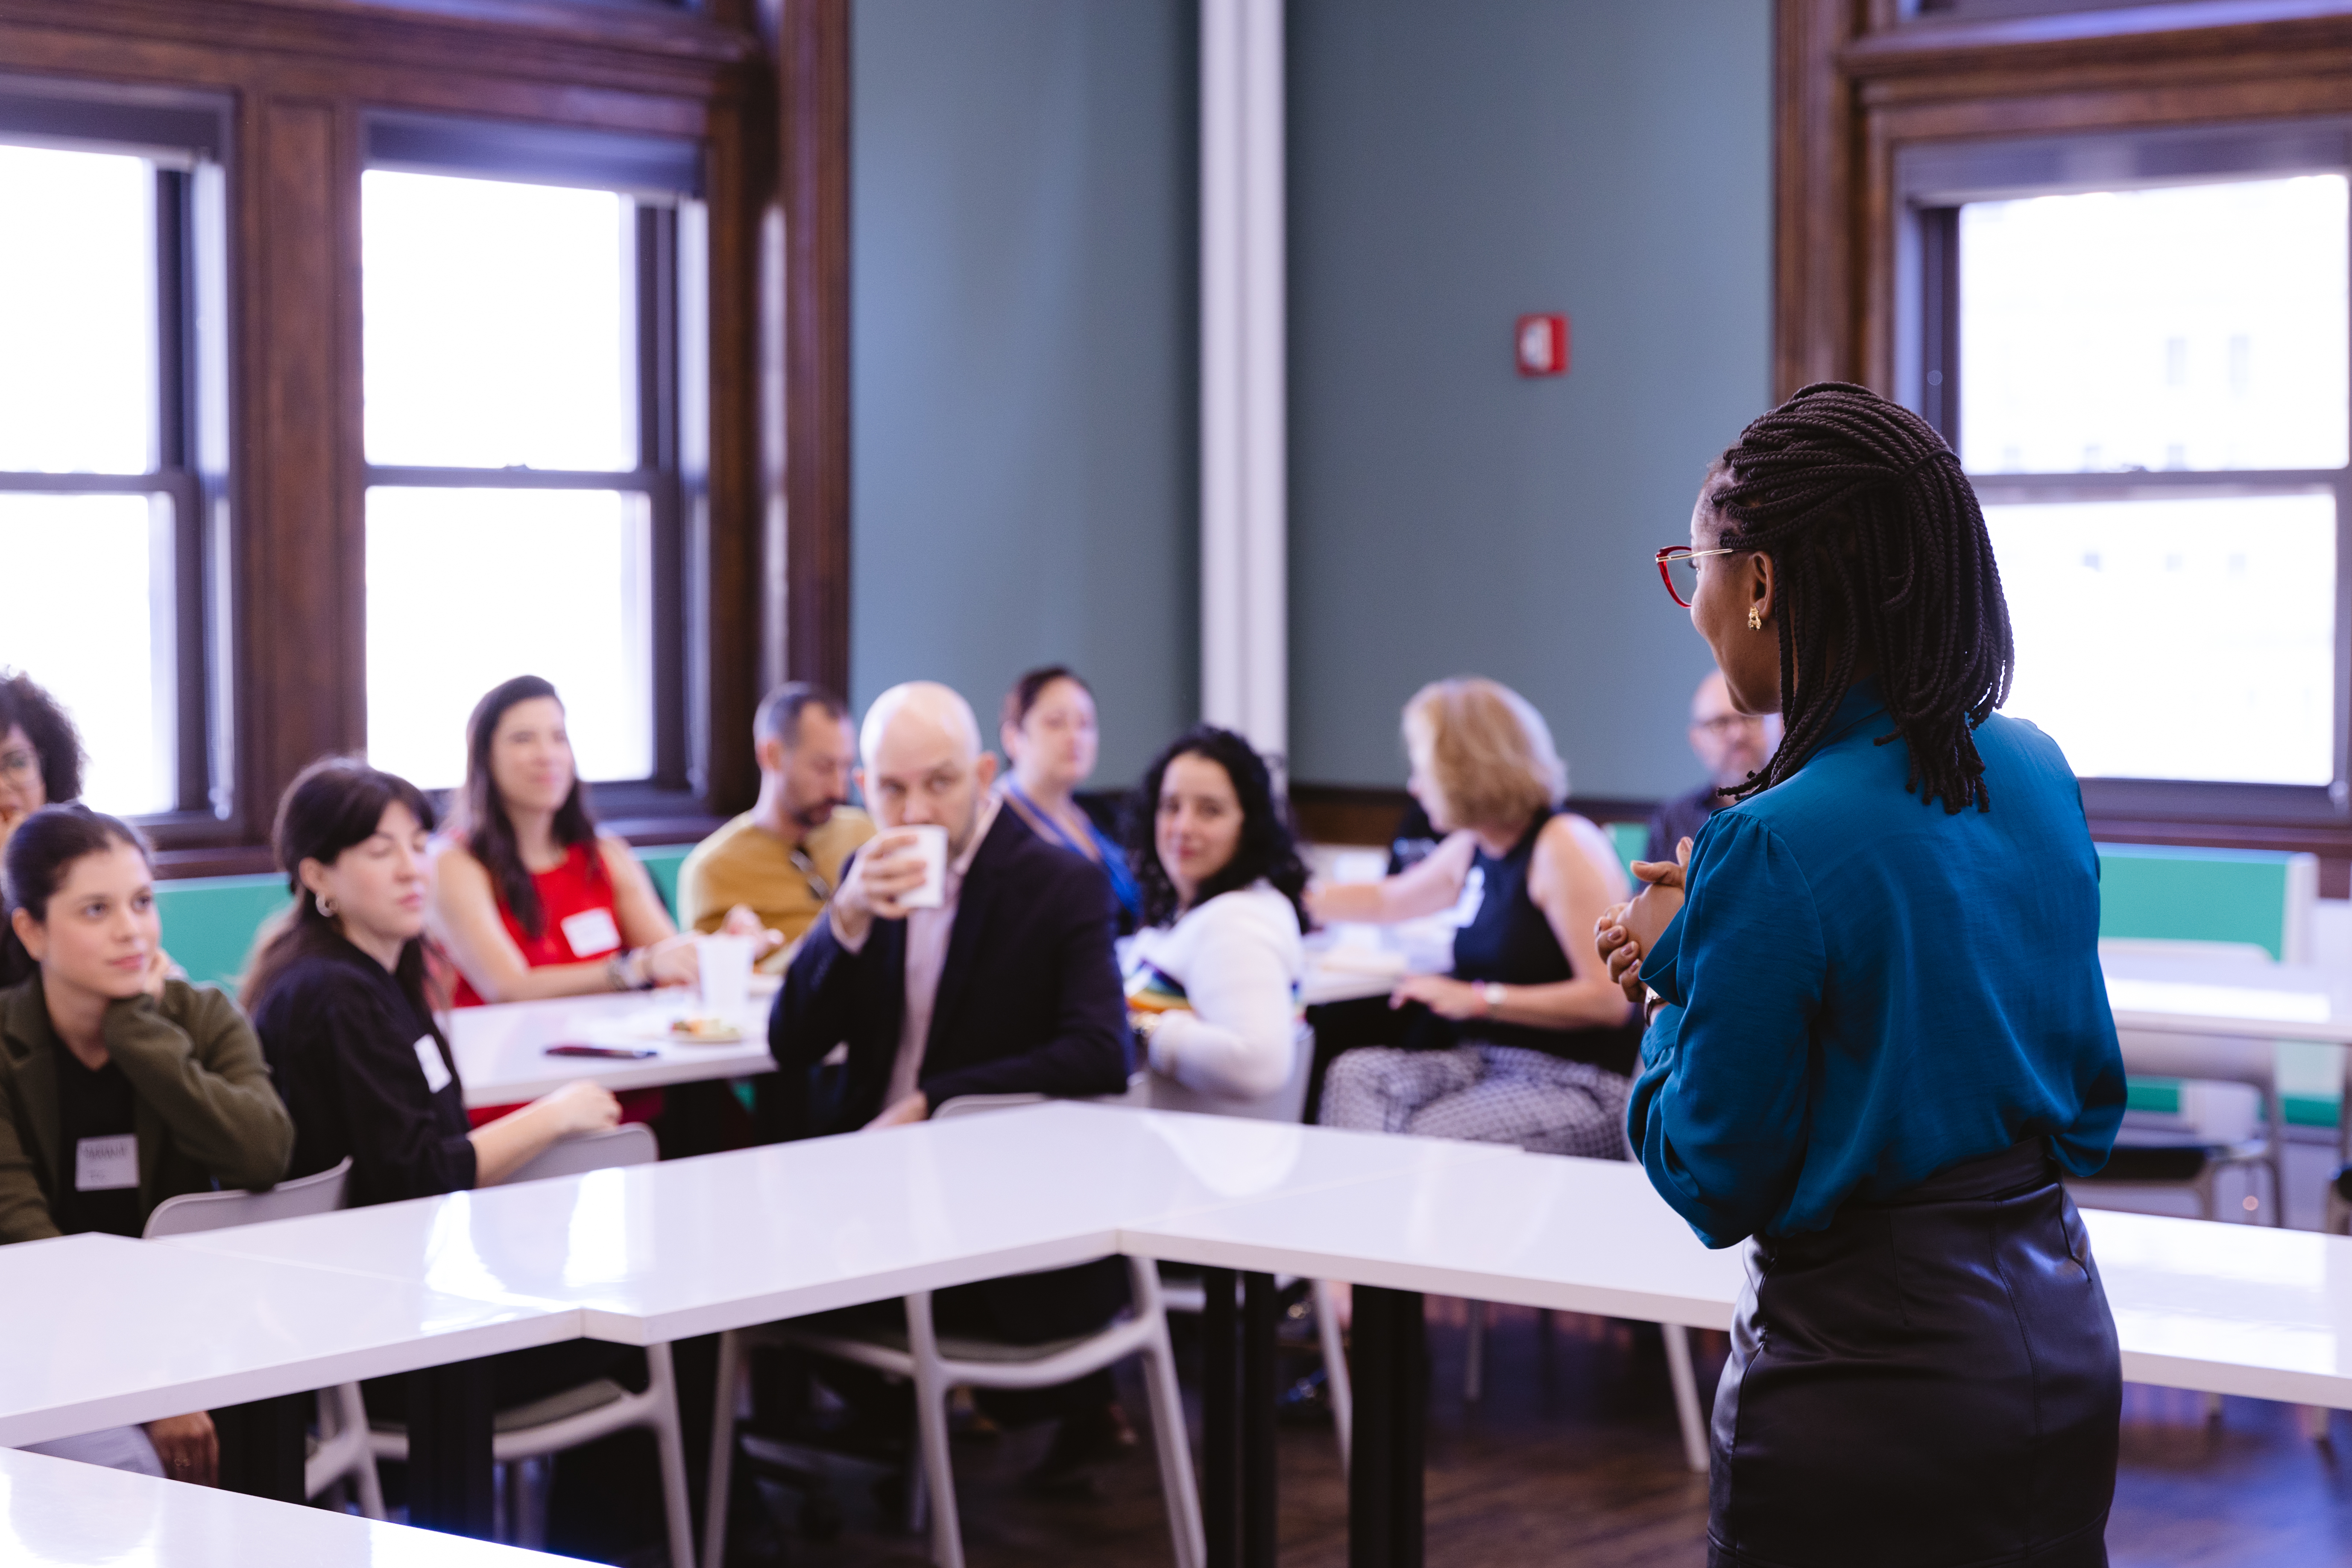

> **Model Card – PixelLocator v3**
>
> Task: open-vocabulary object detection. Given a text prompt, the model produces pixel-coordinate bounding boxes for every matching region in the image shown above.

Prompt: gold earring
[1748,606,1763,631]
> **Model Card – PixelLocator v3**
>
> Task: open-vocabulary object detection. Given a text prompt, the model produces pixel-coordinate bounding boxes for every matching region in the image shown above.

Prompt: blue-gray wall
[1287,0,1773,797]
[850,0,1198,783]
[850,0,1774,800]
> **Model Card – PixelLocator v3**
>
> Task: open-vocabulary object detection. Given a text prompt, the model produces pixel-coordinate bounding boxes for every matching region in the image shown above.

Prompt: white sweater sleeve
[1149,900,1300,1101]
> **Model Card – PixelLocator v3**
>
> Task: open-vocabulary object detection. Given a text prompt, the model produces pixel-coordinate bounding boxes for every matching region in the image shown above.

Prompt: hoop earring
[1748,606,1763,631]
[315,893,337,919]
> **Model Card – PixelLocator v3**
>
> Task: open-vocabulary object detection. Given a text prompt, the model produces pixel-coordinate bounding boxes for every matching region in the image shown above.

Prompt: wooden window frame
[1777,0,2352,889]
[0,0,852,876]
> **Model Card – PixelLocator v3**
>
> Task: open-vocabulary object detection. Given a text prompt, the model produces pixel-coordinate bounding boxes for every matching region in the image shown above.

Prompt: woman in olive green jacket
[0,804,293,1483]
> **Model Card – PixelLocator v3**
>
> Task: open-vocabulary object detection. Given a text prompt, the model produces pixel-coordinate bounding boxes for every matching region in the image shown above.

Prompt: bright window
[0,139,212,818]
[365,487,652,790]
[1928,155,2351,797]
[360,167,667,788]
[1960,176,2348,475]
[1985,492,2336,786]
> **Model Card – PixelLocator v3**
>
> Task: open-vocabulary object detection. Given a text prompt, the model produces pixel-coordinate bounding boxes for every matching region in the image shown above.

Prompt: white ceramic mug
[699,933,754,1017]
[898,824,950,910]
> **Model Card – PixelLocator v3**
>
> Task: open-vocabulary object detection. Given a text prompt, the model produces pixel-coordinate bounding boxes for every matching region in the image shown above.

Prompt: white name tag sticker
[559,907,623,959]
[75,1134,138,1193]
[413,1035,453,1095]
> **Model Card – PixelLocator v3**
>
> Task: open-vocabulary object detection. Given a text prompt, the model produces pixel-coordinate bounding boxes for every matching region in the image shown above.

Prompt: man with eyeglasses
[1644,671,1782,863]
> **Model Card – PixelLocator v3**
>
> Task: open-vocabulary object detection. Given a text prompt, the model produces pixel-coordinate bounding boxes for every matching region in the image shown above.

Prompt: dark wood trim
[1775,0,1867,399]
[0,0,786,852]
[1775,0,2352,880]
[1290,785,1663,849]
[769,0,851,701]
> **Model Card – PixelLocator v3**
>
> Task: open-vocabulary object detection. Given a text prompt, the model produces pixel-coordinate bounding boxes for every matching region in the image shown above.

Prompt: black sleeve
[315,985,477,1202]
[919,856,1134,1106]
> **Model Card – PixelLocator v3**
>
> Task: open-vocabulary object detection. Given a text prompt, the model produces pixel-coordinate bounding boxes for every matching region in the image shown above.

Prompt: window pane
[0,145,155,474]
[1985,492,2336,785]
[1960,176,2349,474]
[362,170,635,471]
[0,495,175,813]
[365,487,652,789]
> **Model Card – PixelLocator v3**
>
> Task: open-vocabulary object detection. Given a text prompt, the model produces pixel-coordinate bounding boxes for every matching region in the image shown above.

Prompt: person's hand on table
[829,832,932,947]
[144,1411,217,1486]
[536,1079,623,1136]
[1388,973,1487,1020]
[863,1090,928,1130]
[1595,837,1692,1006]
[639,932,700,988]
[720,904,788,961]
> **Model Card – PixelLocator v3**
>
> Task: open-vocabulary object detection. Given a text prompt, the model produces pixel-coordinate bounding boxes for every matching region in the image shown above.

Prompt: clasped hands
[1593,837,1693,1010]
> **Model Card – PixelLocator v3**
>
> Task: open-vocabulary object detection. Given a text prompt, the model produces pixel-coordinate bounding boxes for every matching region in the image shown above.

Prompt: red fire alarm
[1516,313,1569,377]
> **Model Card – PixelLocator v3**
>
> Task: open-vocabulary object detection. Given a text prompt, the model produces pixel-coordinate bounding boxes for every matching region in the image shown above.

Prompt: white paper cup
[699,933,754,1017]
[898,824,950,910]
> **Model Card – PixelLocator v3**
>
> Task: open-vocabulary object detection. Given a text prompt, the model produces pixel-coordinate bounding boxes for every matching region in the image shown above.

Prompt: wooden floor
[698,1295,2352,1567]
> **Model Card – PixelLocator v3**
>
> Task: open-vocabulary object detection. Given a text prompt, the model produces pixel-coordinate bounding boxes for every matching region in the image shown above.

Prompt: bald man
[1645,671,1784,863]
[768,681,1134,1480]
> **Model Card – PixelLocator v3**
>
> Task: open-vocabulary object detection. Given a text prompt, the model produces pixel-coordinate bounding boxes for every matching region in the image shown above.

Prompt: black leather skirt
[1709,1139,2121,1568]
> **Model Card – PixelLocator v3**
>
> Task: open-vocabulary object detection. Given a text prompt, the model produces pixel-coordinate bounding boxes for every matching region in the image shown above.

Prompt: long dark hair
[1128,726,1307,932]
[1706,381,2014,814]
[0,671,85,806]
[243,758,443,1031]
[2,805,152,986]
[450,675,602,939]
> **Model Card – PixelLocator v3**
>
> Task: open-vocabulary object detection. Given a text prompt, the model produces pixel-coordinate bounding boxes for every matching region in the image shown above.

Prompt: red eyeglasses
[1655,545,1734,609]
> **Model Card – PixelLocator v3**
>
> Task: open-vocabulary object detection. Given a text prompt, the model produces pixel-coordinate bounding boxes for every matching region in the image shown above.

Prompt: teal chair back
[1605,822,1647,877]
[2094,843,2316,964]
[155,874,293,992]
[155,844,700,993]
[2094,843,2323,1125]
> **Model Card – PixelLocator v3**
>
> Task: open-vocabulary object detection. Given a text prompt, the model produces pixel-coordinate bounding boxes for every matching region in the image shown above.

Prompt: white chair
[142,1158,380,1516]
[703,1093,1204,1568]
[2081,938,2287,1225]
[360,1125,695,1568]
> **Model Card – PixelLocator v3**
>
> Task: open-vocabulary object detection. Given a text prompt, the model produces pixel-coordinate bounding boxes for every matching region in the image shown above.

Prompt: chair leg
[1463,1300,1485,1403]
[1663,1325,1708,1475]
[1128,1259,1206,1568]
[1313,1278,1351,1477]
[902,1293,965,1568]
[2266,1150,2287,1226]
[644,1342,698,1568]
[702,1330,744,1568]
[2305,1404,2332,1443]
[340,1383,385,1521]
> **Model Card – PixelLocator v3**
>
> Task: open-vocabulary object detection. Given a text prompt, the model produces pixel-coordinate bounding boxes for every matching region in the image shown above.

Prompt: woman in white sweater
[1123,727,1309,1108]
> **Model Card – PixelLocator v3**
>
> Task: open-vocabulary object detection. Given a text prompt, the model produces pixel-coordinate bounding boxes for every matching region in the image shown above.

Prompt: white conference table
[1307,928,2352,1050]
[2099,948,2352,1046]
[164,1105,1516,1345]
[0,1443,584,1566]
[445,981,779,1108]
[0,1233,577,1449]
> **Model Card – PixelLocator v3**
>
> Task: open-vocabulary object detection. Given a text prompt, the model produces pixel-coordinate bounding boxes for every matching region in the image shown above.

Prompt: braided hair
[1706,381,2013,814]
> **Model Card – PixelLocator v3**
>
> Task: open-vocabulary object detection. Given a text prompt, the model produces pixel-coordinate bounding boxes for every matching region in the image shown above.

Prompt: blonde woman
[1308,678,1637,1156]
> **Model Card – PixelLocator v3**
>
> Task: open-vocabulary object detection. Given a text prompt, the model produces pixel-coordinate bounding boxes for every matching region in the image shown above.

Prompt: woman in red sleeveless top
[427,677,698,1124]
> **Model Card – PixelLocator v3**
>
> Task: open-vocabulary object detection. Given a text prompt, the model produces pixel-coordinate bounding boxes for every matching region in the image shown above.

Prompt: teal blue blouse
[1629,680,2125,1248]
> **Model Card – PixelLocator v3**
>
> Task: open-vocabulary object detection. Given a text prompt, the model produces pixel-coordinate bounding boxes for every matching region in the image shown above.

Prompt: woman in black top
[245,758,620,1204]
[1309,677,1638,1157]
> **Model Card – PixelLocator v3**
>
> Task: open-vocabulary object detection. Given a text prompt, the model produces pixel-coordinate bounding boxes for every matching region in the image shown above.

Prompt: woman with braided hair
[1596,382,2126,1566]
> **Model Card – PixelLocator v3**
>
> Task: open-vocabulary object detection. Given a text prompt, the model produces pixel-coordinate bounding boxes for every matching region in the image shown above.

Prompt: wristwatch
[1478,982,1507,1016]
[606,949,653,992]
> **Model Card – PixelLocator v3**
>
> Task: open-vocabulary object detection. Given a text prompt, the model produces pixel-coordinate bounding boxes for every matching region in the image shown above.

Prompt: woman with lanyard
[996,666,1142,929]
[1598,383,2126,1567]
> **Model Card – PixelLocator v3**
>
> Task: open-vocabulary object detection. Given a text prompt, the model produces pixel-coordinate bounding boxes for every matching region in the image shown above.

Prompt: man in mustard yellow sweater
[680,684,874,972]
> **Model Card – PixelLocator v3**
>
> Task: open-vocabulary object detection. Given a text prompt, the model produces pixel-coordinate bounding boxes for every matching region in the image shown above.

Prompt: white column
[1200,0,1287,778]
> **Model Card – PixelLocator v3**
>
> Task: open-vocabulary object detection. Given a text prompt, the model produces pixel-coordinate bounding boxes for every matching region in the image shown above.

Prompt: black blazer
[769,806,1133,1135]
